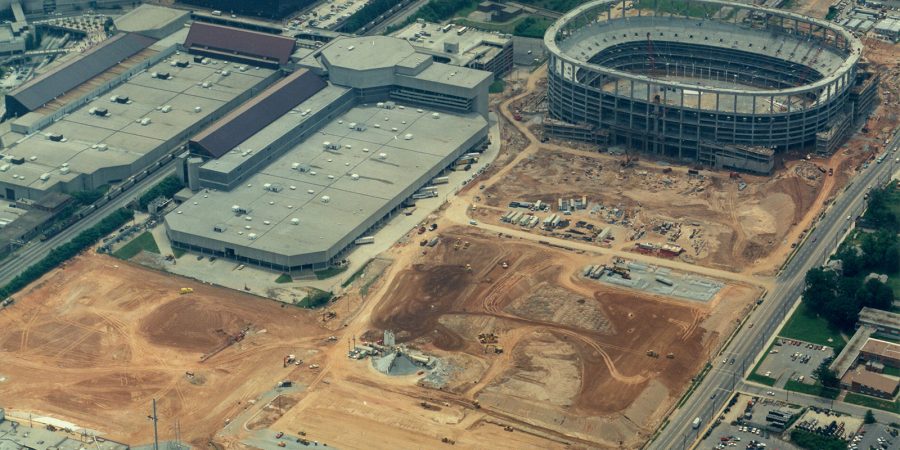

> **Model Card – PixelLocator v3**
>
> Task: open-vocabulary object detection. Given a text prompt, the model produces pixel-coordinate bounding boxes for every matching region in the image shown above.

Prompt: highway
[0,161,177,287]
[651,131,900,449]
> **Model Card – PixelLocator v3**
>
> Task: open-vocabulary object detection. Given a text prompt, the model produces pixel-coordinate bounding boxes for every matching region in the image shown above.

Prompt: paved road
[0,161,177,287]
[651,132,900,449]
[364,0,428,36]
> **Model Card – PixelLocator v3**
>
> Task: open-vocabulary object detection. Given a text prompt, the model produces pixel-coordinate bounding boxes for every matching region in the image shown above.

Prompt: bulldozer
[646,350,659,358]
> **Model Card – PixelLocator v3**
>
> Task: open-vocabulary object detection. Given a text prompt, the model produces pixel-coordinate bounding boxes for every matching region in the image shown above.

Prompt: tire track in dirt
[554,329,648,384]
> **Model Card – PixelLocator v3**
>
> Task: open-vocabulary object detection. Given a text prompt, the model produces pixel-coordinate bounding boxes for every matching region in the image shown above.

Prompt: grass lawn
[844,392,900,414]
[747,373,777,387]
[784,379,840,399]
[883,365,900,377]
[113,232,159,259]
[296,288,333,308]
[275,273,292,284]
[778,301,848,347]
[314,265,349,280]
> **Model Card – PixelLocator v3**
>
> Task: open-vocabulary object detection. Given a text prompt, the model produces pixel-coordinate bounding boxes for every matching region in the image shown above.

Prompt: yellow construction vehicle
[180,287,193,294]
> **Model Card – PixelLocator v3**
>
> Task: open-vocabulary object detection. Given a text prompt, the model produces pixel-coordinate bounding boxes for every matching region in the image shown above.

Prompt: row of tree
[0,208,134,299]
[340,0,396,32]
[802,184,898,331]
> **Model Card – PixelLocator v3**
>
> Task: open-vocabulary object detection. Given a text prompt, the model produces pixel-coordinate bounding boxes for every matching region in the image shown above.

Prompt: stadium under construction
[543,0,879,174]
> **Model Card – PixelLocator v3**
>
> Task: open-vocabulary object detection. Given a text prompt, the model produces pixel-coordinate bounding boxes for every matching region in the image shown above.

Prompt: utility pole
[147,398,159,450]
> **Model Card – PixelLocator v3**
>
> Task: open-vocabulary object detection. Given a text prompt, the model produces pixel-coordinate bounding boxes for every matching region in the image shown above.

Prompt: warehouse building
[0,21,283,202]
[165,35,492,271]
[393,21,513,78]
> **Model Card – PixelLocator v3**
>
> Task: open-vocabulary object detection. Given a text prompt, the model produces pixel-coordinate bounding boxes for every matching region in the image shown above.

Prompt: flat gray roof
[411,62,489,89]
[0,57,274,192]
[321,36,417,71]
[859,307,900,331]
[114,4,190,36]
[393,21,510,67]
[166,104,487,257]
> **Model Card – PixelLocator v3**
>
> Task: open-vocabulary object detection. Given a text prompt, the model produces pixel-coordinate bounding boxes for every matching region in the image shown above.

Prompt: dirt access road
[0,253,332,446]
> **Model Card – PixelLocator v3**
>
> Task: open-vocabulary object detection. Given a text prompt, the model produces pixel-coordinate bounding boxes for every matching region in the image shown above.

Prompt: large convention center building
[164,35,492,271]
[543,0,878,174]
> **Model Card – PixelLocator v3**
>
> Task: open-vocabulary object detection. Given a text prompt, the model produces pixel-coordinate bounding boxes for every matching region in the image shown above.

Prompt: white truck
[692,417,701,429]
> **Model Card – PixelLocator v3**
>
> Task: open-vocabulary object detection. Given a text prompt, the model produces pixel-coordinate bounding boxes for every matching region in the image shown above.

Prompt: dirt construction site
[477,148,828,274]
[260,226,761,449]
[0,253,333,446]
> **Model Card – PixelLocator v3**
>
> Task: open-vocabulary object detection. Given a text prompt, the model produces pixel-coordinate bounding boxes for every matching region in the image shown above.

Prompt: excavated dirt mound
[141,298,254,351]
[0,253,328,445]
[369,228,753,447]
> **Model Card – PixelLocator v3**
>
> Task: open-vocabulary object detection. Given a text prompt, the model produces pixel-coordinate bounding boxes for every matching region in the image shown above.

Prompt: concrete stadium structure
[544,0,878,174]
[165,36,492,271]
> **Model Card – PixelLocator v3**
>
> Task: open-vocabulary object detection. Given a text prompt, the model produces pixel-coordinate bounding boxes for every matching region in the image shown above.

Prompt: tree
[814,358,840,388]
[836,247,862,277]
[865,409,877,424]
[858,278,895,311]
[803,267,839,311]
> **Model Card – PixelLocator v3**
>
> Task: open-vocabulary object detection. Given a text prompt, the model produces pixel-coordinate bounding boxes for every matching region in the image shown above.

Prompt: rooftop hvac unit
[378,153,388,160]
[248,233,257,240]
[140,118,151,126]
[29,156,37,161]
[307,189,314,194]
[432,113,440,119]
[60,166,70,174]
[39,173,50,181]
[404,134,413,140]
[291,218,300,225]
[384,101,396,109]
[161,105,172,113]
[348,122,357,129]
[201,82,211,88]
[97,144,108,151]
[194,106,202,112]
[175,60,189,68]
[113,96,130,104]
[351,173,359,180]
[391,127,398,132]
[263,220,271,225]
[289,185,296,190]
[264,183,283,192]
[232,205,248,215]
[291,162,301,169]
[321,195,330,203]
[0,164,8,172]
[417,109,423,113]
[221,70,230,76]
[245,216,253,221]
[239,66,248,72]
[327,175,335,179]
[376,102,384,108]
[48,133,64,142]
[373,123,381,128]
[214,224,228,232]
[362,148,369,152]
[309,171,317,175]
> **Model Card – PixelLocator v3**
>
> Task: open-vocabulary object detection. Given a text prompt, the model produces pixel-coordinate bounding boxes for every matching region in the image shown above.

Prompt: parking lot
[755,338,833,387]
[699,393,803,450]
[850,424,900,450]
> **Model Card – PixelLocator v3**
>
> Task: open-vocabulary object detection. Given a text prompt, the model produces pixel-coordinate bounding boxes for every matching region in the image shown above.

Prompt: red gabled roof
[191,69,327,158]
[184,22,295,65]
